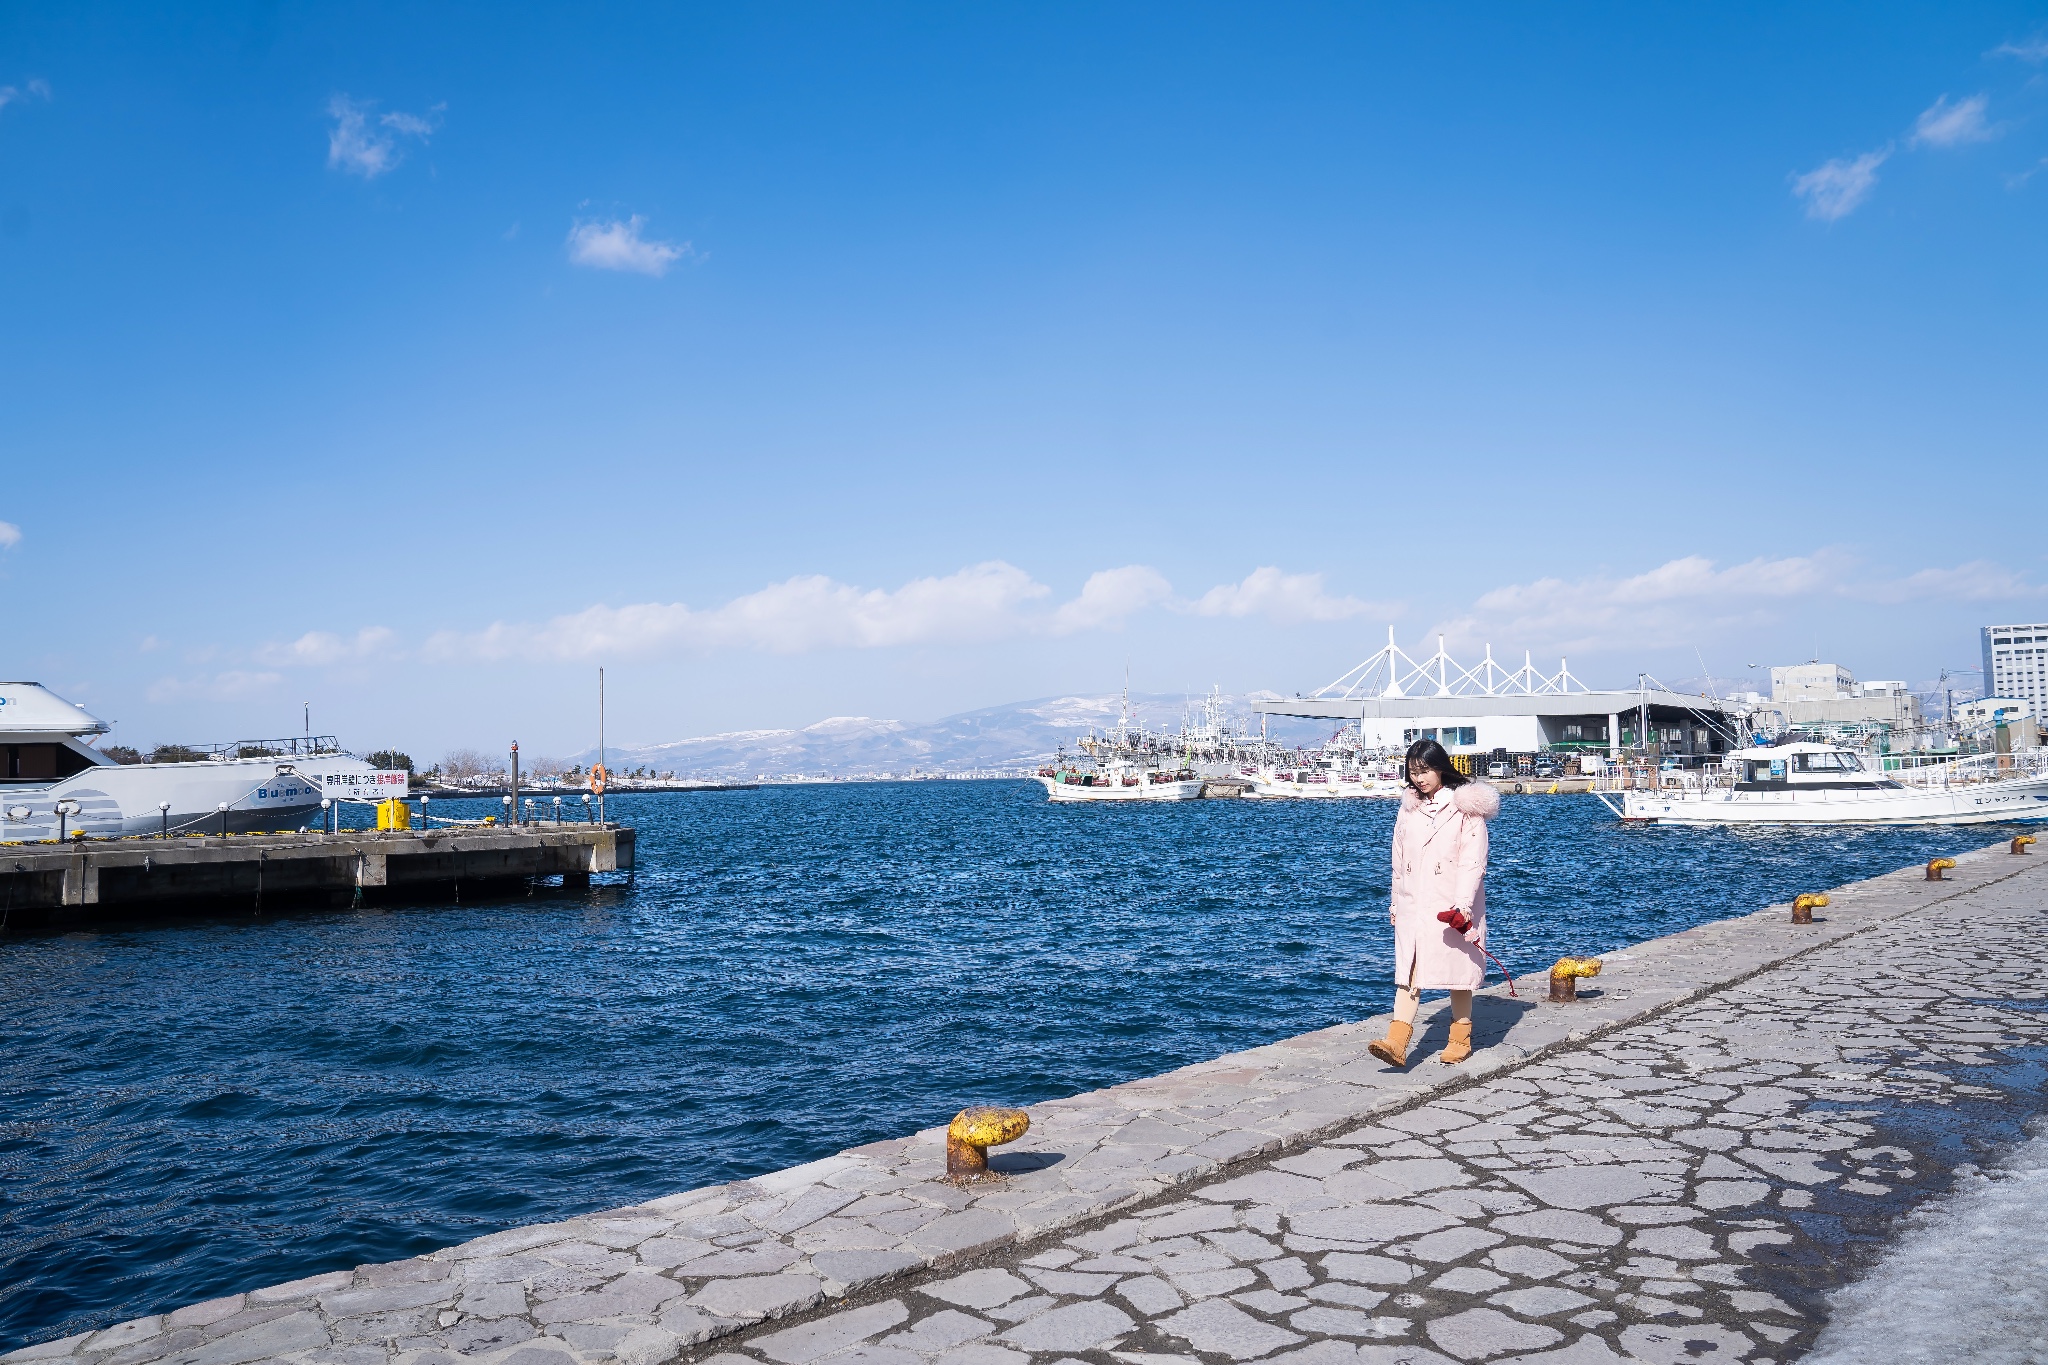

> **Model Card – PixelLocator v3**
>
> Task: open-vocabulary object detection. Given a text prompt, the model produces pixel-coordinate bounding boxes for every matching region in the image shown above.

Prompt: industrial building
[1252,630,1746,763]
[1756,664,1930,748]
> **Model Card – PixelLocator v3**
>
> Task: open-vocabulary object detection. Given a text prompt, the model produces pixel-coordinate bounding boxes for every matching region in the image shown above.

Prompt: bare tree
[441,748,506,786]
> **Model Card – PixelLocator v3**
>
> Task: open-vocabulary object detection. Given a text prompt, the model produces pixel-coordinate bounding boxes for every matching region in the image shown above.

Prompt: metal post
[511,741,521,827]
[420,793,430,828]
[321,797,331,834]
[217,801,230,837]
[598,667,606,827]
[159,801,170,839]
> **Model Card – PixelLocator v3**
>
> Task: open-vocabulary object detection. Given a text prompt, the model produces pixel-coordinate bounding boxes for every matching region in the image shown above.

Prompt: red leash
[1437,908,1517,996]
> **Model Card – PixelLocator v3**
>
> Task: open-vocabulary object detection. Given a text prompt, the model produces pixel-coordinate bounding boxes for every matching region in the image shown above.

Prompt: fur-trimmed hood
[1399,781,1501,818]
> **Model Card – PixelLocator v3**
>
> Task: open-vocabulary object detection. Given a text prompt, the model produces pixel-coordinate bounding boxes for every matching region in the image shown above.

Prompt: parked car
[1486,762,1510,778]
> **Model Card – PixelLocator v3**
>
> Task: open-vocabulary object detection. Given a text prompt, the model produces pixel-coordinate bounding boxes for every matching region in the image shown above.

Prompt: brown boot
[1441,1019,1473,1065]
[1367,1019,1413,1070]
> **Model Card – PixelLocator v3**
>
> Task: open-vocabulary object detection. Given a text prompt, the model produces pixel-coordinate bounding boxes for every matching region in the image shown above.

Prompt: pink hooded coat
[1389,780,1502,990]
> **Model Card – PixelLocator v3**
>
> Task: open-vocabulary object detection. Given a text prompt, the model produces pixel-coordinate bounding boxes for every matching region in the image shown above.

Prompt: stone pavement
[11,842,2048,1365]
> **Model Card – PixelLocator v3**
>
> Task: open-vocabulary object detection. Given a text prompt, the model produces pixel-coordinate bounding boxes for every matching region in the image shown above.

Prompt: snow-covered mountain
[576,693,1335,780]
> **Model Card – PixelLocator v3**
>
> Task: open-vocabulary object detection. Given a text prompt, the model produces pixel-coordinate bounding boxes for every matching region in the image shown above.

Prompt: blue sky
[4,4,2046,759]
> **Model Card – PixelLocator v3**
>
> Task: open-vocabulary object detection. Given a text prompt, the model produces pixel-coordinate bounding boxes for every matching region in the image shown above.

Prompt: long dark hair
[1403,737,1470,789]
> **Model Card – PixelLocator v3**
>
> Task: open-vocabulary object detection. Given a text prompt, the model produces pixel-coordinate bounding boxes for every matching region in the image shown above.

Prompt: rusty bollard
[1548,956,1602,1002]
[2015,836,2037,855]
[946,1106,1030,1180]
[1792,893,1829,925]
[1927,858,1957,882]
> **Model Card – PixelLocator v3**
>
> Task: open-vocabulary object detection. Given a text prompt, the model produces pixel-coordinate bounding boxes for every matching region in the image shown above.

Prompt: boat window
[1744,759,1787,782]
[5,743,93,782]
[1792,751,1860,773]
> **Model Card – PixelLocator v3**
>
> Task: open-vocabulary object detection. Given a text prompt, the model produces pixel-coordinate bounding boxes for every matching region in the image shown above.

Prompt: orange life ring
[590,764,608,793]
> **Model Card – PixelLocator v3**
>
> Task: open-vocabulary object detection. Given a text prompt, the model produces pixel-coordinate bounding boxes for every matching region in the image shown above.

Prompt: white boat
[1037,754,1204,802]
[1600,741,2048,826]
[1239,764,1402,800]
[1,681,407,841]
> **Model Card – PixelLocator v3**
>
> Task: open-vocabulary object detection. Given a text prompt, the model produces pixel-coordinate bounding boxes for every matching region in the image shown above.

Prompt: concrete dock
[7,841,2046,1364]
[0,825,634,922]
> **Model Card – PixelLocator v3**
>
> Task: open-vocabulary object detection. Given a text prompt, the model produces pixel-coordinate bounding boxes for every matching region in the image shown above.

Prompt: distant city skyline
[3,5,2044,756]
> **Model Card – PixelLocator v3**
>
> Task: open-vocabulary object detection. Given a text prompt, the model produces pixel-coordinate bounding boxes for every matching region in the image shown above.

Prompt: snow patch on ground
[1807,1121,2048,1364]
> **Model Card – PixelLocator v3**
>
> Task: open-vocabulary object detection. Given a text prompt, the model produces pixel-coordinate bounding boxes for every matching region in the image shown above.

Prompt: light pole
[216,801,230,838]
[158,801,170,839]
[321,797,332,835]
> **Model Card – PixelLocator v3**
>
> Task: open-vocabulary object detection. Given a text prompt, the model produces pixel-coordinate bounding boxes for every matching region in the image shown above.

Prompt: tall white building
[1983,623,2048,710]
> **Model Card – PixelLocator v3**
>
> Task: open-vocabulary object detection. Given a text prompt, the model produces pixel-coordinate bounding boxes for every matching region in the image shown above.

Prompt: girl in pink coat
[1366,738,1501,1069]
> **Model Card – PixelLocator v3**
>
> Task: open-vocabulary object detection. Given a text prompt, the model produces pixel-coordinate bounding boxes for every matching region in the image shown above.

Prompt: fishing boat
[1598,741,2048,826]
[0,681,406,840]
[1037,753,1204,802]
[1239,763,1402,800]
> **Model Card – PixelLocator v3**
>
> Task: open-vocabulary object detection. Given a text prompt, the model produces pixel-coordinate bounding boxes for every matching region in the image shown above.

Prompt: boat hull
[1037,776,1205,802]
[1617,775,2048,826]
[0,755,404,841]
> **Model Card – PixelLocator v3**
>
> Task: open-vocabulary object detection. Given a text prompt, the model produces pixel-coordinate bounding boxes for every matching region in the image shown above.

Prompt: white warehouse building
[1253,630,1745,762]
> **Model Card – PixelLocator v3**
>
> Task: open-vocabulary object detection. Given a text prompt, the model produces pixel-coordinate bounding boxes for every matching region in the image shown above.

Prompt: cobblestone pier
[11,841,2047,1365]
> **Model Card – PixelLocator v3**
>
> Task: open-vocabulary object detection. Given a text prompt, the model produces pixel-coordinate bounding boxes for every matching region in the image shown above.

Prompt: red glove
[1437,908,1482,943]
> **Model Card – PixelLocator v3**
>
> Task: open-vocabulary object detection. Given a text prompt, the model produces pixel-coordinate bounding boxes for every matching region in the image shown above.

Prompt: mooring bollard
[2015,836,2037,855]
[1792,892,1829,924]
[1927,857,1957,881]
[945,1106,1030,1179]
[1548,956,1602,1002]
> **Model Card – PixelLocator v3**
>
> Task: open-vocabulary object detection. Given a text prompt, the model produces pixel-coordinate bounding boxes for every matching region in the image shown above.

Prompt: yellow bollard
[375,798,411,831]
[2014,836,2037,855]
[946,1106,1030,1180]
[1548,956,1602,1002]
[1926,857,1957,882]
[1792,893,1829,925]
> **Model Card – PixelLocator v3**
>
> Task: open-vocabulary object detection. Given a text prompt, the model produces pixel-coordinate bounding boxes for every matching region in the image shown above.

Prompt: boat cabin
[0,681,116,784]
[1731,742,1901,792]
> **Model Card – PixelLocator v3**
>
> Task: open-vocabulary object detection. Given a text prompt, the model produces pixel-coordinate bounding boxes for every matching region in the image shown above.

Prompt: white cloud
[566,216,690,276]
[326,95,440,178]
[0,78,51,112]
[1911,94,1995,148]
[1191,567,1384,624]
[1866,560,2047,603]
[1450,552,2044,653]
[429,561,1059,660]
[1992,35,2048,63]
[256,626,397,667]
[1792,147,1890,220]
[146,671,283,704]
[1051,566,1173,634]
[0,520,19,549]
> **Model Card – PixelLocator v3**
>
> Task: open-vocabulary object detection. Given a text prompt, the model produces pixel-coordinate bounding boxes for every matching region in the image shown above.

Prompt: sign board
[320,769,411,802]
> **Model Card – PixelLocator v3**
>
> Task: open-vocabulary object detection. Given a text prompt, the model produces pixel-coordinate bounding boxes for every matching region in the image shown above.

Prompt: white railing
[1889,749,2048,788]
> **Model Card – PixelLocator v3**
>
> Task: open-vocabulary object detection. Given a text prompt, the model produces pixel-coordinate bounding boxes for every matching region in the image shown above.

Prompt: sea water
[0,782,2008,1348]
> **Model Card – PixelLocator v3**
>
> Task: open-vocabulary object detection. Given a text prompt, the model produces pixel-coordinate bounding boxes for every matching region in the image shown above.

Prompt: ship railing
[1887,749,2048,787]
[154,736,346,762]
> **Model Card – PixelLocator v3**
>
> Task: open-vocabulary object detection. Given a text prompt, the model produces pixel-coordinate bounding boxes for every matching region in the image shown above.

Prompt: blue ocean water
[0,782,2010,1348]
